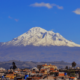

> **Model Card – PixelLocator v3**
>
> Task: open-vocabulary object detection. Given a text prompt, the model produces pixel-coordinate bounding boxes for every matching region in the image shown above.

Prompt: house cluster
[0,64,80,80]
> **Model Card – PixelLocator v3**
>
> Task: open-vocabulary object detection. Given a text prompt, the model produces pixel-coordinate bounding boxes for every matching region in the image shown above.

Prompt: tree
[65,66,68,69]
[37,65,42,71]
[12,62,17,70]
[72,62,76,68]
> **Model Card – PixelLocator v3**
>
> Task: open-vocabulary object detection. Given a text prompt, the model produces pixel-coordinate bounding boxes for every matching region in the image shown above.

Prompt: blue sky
[0,0,80,44]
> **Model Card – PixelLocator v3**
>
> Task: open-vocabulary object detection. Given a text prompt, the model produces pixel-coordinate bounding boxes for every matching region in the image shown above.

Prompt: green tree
[12,62,17,70]
[37,65,42,71]
[72,61,76,68]
[65,66,68,69]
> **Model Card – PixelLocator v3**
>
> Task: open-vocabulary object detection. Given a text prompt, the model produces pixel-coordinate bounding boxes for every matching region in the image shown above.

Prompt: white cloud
[8,16,12,19]
[52,4,63,9]
[30,2,52,9]
[8,16,19,22]
[73,8,80,15]
[30,2,63,9]
[15,19,19,22]
[56,5,63,9]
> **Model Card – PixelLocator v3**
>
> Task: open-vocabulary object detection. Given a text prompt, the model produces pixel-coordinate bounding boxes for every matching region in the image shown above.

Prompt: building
[42,64,58,69]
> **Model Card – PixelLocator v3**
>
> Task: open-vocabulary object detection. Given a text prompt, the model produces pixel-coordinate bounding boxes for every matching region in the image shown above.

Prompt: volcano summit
[2,27,80,47]
[0,27,80,62]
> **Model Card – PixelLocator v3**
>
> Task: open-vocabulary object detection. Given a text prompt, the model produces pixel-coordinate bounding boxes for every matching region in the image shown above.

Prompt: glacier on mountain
[3,27,80,47]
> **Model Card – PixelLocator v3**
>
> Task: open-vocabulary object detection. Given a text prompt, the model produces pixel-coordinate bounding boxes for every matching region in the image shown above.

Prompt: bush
[70,73,75,77]
[50,72,55,75]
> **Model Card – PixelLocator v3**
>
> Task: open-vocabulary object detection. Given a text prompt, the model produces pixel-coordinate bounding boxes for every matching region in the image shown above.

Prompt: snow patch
[3,27,80,47]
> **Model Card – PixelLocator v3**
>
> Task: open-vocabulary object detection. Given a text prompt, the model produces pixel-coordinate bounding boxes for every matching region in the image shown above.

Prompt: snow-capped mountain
[3,27,80,47]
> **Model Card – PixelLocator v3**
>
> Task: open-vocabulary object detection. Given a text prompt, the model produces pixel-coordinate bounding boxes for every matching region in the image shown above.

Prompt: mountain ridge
[0,27,80,62]
[0,60,76,69]
[2,27,80,47]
